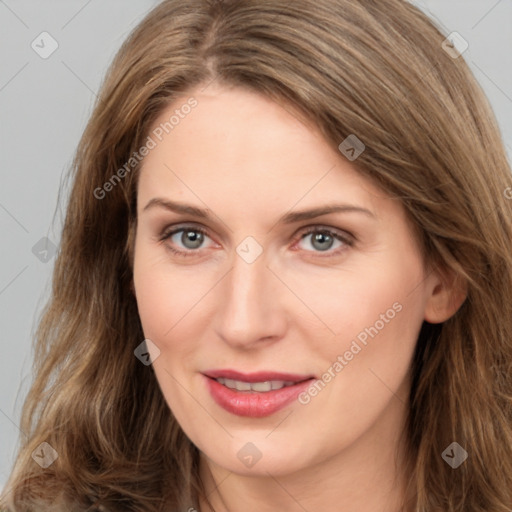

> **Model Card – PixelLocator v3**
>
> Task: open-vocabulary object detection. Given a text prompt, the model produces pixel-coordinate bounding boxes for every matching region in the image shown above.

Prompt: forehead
[137,85,391,223]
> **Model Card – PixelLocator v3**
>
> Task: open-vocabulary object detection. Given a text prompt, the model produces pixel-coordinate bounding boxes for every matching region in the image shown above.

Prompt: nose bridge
[226,250,270,321]
[215,245,285,346]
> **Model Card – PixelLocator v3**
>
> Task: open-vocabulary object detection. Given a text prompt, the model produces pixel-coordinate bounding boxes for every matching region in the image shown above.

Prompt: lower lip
[204,375,314,418]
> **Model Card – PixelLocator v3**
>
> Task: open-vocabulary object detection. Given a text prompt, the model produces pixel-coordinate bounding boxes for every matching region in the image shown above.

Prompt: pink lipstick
[203,369,315,418]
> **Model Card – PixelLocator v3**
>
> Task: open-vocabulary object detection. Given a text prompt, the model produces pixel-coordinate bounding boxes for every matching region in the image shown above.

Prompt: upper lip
[203,369,315,383]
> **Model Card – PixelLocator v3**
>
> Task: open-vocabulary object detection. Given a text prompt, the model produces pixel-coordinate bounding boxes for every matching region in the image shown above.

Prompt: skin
[132,83,464,512]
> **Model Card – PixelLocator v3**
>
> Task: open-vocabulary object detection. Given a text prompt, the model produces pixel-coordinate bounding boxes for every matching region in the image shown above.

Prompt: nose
[214,248,288,350]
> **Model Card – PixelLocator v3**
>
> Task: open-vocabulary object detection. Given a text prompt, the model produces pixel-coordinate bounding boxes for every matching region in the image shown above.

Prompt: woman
[2,0,511,510]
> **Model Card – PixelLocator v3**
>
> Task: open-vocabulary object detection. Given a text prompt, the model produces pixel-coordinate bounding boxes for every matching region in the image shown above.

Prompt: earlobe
[423,269,468,324]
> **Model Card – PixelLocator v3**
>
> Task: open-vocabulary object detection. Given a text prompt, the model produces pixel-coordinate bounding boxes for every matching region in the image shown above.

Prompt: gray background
[1,0,511,492]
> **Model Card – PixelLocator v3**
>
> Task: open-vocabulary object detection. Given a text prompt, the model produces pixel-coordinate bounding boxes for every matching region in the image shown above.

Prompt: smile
[214,378,296,392]
[203,369,315,418]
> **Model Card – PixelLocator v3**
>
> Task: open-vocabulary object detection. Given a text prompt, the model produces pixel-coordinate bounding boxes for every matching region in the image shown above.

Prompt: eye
[295,226,353,255]
[159,225,215,257]
[158,224,354,259]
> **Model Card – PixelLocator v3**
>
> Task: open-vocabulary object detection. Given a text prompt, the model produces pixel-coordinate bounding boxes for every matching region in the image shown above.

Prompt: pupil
[184,230,203,249]
[313,232,333,251]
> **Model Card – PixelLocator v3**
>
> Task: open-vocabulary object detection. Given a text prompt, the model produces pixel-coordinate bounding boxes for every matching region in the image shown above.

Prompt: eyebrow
[142,197,375,223]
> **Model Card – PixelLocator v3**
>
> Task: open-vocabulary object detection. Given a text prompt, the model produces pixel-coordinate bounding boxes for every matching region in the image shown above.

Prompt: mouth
[213,377,298,392]
[203,369,315,418]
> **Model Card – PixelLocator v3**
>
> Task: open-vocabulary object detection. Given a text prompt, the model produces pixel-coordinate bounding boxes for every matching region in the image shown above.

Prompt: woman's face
[132,84,441,478]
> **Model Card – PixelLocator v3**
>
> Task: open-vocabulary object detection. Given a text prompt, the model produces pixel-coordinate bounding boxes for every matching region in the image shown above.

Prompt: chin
[202,439,315,478]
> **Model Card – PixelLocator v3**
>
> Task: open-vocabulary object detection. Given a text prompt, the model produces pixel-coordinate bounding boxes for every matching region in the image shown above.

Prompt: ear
[424,266,467,324]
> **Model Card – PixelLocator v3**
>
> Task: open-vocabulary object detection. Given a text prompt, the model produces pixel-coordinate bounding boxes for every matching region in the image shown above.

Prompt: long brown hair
[2,0,512,510]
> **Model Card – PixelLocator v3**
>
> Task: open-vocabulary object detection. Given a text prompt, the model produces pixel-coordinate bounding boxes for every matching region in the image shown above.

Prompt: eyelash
[158,224,355,259]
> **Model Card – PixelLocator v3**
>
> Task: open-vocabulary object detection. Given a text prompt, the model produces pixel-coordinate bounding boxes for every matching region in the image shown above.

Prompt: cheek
[133,267,172,341]
[133,255,207,414]
[133,251,217,357]
[133,245,190,334]
[294,263,426,444]
[289,252,427,364]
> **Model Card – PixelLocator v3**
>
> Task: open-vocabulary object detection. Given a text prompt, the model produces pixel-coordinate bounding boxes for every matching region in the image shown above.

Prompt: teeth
[251,381,273,392]
[215,378,296,392]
